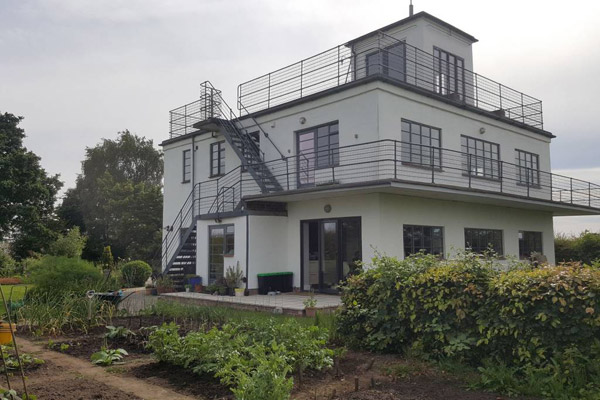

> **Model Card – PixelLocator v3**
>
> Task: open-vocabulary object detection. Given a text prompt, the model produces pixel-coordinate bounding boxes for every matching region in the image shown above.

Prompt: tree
[0,112,63,258]
[58,131,163,264]
[48,226,86,258]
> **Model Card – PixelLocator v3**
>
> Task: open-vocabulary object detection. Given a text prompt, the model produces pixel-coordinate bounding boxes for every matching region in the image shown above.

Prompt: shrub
[121,260,152,287]
[48,227,86,258]
[26,256,106,295]
[0,250,18,277]
[555,231,600,264]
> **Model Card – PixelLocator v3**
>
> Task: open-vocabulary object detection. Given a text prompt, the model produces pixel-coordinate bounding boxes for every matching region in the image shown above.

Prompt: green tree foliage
[121,260,152,287]
[48,226,86,258]
[0,112,62,258]
[555,231,600,264]
[0,248,17,277]
[58,131,163,263]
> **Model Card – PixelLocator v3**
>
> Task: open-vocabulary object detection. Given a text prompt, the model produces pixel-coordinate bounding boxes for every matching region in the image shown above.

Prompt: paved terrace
[161,292,342,316]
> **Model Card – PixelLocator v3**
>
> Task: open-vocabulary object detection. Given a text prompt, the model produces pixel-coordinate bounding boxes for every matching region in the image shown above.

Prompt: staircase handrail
[237,99,286,160]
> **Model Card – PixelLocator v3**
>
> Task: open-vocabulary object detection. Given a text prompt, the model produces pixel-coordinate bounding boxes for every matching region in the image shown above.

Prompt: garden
[0,234,599,399]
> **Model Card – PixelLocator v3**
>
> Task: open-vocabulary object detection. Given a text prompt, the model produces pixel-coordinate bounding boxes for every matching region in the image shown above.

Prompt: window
[366,42,406,81]
[316,123,339,168]
[461,136,501,180]
[516,150,540,186]
[519,231,542,259]
[403,225,444,257]
[208,224,234,284]
[210,141,225,177]
[225,225,235,256]
[182,149,191,183]
[401,119,441,168]
[465,228,503,255]
[433,47,465,99]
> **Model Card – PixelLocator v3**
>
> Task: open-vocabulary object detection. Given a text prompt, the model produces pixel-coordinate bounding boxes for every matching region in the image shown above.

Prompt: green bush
[555,231,600,264]
[48,227,86,258]
[0,250,17,277]
[121,260,152,287]
[27,256,109,295]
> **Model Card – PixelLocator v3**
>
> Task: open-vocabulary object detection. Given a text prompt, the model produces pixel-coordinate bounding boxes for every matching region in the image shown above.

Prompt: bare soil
[12,316,536,400]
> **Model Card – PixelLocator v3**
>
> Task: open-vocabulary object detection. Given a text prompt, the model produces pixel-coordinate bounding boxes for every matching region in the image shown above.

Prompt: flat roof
[346,11,478,46]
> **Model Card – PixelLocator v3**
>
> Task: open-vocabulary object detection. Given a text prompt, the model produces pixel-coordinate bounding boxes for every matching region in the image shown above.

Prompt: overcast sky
[2,0,600,234]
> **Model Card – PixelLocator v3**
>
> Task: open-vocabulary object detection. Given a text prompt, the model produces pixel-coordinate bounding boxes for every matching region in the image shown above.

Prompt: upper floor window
[366,42,406,82]
[461,136,501,180]
[465,228,503,255]
[519,231,542,260]
[403,225,444,257]
[182,149,191,183]
[515,150,540,187]
[210,141,225,177]
[433,47,465,100]
[401,119,441,168]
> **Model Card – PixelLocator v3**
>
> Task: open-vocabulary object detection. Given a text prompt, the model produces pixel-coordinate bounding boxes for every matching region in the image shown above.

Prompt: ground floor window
[465,228,503,255]
[403,225,444,257]
[519,231,542,259]
[209,224,234,284]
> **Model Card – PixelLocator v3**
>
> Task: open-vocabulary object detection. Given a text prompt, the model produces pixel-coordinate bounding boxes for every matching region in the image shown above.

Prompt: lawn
[0,284,31,316]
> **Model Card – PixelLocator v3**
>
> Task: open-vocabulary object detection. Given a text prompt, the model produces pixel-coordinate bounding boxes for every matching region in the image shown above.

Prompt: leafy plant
[121,260,152,287]
[90,347,128,366]
[59,343,70,352]
[155,276,174,292]
[105,325,135,340]
[0,346,44,372]
[0,389,37,400]
[48,226,86,258]
[303,293,317,308]
[26,256,108,296]
[224,262,244,289]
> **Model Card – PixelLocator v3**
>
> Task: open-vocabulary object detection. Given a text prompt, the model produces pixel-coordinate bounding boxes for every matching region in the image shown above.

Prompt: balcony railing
[162,138,599,269]
[237,32,544,130]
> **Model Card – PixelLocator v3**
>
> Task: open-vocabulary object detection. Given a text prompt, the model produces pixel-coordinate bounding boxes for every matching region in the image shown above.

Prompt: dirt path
[17,337,198,400]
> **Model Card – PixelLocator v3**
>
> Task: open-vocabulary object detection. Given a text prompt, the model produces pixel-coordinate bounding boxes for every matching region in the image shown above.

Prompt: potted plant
[155,276,174,294]
[184,284,191,293]
[224,262,244,297]
[303,293,318,317]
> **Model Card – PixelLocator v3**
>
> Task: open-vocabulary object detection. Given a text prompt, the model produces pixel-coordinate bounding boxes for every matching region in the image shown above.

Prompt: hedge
[338,253,600,367]
[121,260,152,288]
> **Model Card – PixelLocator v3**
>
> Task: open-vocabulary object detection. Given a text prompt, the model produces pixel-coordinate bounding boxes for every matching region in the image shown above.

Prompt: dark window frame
[401,119,442,169]
[403,224,444,258]
[365,41,407,81]
[518,231,543,260]
[461,135,501,181]
[464,228,504,255]
[515,149,540,187]
[433,46,465,99]
[182,149,191,183]
[208,224,235,284]
[296,121,340,172]
[210,141,226,178]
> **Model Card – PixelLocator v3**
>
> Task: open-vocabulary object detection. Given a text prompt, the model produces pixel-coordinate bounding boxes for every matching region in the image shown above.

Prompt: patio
[160,292,342,316]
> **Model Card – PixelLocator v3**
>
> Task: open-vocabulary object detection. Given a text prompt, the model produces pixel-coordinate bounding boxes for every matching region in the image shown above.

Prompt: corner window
[182,149,191,183]
[465,228,503,255]
[461,136,501,180]
[515,150,540,187]
[403,225,444,257]
[366,42,406,81]
[433,47,465,99]
[210,141,225,177]
[519,231,542,259]
[401,119,441,168]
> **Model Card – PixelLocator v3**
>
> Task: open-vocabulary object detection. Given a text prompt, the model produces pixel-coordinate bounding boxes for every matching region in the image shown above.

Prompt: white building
[161,10,600,293]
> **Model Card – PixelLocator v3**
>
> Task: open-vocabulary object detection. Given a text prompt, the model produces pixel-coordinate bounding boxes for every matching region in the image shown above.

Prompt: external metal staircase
[162,81,284,276]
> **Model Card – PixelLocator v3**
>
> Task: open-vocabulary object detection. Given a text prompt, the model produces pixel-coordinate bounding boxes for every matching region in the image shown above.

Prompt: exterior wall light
[299,117,306,124]
[324,204,332,213]
[479,127,486,134]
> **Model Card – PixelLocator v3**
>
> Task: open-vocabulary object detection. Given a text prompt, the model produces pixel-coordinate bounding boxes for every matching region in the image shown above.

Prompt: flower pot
[194,284,203,293]
[305,307,317,318]
[0,322,16,345]
[151,288,158,296]
[185,288,190,292]
[235,288,245,297]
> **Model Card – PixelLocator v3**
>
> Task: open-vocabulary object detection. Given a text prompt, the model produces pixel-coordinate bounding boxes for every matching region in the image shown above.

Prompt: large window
[519,231,542,259]
[401,119,441,168]
[465,228,503,255]
[316,123,339,169]
[461,136,501,180]
[208,225,234,284]
[516,150,540,187]
[297,122,339,186]
[182,149,191,183]
[210,141,225,177]
[403,225,444,257]
[366,42,406,81]
[433,47,465,99]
